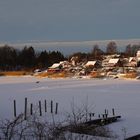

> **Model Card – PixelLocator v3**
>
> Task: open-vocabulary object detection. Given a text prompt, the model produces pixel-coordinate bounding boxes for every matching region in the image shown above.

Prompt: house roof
[49,63,61,69]
[137,50,140,57]
[108,58,119,64]
[129,57,136,62]
[85,61,96,66]
[59,61,68,64]
[138,58,140,61]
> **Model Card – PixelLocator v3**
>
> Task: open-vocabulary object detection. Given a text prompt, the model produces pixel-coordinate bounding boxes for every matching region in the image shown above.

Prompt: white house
[85,61,101,69]
[137,50,140,62]
[49,63,61,69]
[59,61,71,68]
[85,61,96,67]
[108,58,121,67]
[48,63,62,72]
[128,57,137,67]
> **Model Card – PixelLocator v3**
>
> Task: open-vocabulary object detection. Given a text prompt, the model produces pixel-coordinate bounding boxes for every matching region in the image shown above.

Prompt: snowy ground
[0,76,140,139]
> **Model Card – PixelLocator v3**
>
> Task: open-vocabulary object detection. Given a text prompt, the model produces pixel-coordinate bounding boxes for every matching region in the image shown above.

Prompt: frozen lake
[0,76,140,139]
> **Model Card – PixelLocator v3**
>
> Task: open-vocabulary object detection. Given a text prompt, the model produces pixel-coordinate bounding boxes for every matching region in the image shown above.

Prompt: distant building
[102,54,120,67]
[108,58,122,67]
[128,57,137,67]
[70,56,79,66]
[85,61,96,67]
[59,61,71,69]
[48,63,62,72]
[85,61,101,68]
[137,50,140,62]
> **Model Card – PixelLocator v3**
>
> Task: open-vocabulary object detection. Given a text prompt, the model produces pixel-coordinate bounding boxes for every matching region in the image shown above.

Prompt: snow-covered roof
[59,61,64,64]
[85,61,96,66]
[49,63,61,69]
[138,57,140,61]
[108,58,119,64]
[129,57,136,62]
[137,50,140,57]
[59,61,68,64]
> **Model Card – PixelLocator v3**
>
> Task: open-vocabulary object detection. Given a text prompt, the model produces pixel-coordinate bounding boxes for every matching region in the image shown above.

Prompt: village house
[128,57,137,67]
[102,54,120,67]
[59,61,71,69]
[106,58,122,77]
[70,56,79,66]
[85,61,101,69]
[102,59,110,68]
[108,58,122,67]
[47,63,62,73]
[45,51,140,77]
[137,50,140,63]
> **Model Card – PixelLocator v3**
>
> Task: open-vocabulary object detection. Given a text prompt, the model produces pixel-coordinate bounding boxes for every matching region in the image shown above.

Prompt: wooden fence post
[14,100,16,117]
[51,100,53,113]
[112,108,115,116]
[45,100,47,113]
[39,101,42,116]
[30,103,33,115]
[55,103,58,114]
[24,98,27,120]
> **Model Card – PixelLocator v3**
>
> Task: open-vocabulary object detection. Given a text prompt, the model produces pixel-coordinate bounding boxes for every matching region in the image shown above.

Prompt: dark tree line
[0,45,65,71]
[0,42,140,71]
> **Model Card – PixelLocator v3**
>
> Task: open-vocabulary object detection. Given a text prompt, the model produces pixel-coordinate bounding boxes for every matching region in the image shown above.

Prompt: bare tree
[125,44,132,57]
[106,41,118,55]
[0,114,25,140]
[91,44,104,60]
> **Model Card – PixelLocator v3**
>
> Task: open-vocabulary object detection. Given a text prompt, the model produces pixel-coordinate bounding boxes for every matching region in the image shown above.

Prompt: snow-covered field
[0,76,140,139]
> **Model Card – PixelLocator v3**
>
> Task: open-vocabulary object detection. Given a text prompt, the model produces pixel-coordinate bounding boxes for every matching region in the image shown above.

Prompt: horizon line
[0,38,140,45]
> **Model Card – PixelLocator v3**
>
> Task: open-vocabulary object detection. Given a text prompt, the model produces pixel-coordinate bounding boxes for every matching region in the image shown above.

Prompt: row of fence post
[13,98,59,119]
[89,108,116,120]
[14,98,116,121]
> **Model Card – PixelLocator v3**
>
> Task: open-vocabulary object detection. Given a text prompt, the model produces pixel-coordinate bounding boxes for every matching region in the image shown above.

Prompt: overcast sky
[0,0,140,43]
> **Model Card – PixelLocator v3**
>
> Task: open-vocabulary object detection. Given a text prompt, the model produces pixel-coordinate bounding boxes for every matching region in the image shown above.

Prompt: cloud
[0,0,140,42]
